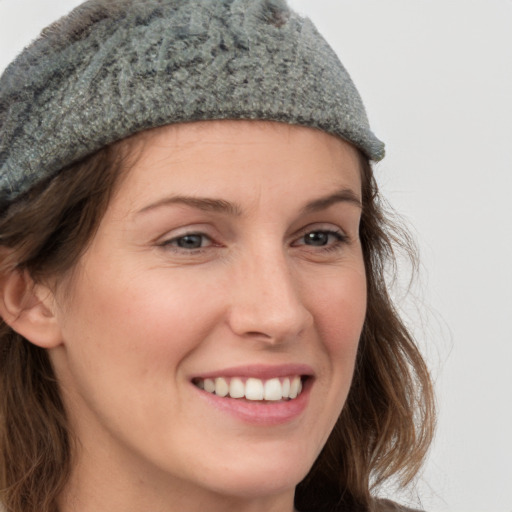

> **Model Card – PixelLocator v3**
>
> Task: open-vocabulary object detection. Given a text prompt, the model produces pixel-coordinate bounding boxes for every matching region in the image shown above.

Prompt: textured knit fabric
[0,0,385,208]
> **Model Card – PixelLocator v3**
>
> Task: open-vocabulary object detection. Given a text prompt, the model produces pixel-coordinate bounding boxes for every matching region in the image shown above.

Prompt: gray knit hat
[0,0,385,208]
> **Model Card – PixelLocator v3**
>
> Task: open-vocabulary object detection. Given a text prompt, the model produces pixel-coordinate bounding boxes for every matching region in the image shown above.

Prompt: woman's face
[49,120,366,508]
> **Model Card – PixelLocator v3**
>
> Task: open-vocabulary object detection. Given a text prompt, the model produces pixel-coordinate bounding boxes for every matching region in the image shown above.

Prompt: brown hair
[0,144,435,512]
[295,157,435,511]
[0,144,124,512]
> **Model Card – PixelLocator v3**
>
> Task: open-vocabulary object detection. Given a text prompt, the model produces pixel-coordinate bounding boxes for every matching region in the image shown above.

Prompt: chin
[192,444,316,499]
[207,468,307,500]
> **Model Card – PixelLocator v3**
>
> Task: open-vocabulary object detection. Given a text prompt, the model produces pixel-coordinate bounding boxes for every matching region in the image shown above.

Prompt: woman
[0,1,435,511]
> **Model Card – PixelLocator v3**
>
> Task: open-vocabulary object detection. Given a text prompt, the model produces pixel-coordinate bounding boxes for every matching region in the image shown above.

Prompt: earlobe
[0,269,63,348]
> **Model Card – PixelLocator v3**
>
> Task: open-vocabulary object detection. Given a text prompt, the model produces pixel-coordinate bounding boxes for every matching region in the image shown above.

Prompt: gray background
[1,1,511,511]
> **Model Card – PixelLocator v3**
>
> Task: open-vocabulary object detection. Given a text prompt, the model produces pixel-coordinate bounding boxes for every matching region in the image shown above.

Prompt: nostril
[245,331,272,338]
[227,259,313,341]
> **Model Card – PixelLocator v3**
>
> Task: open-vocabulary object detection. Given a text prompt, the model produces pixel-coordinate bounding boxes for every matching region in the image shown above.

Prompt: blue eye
[302,230,346,247]
[176,234,204,249]
[164,233,211,250]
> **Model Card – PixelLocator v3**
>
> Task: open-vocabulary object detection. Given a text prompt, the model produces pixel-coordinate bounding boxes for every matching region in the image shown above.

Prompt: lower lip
[194,381,311,426]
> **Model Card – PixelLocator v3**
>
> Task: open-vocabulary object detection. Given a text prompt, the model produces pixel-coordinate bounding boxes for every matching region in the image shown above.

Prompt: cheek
[310,267,367,357]
[295,266,366,453]
[56,263,227,386]
[307,264,366,426]
[51,267,227,442]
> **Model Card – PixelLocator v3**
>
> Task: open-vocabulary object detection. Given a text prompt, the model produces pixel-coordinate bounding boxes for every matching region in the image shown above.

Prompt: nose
[227,249,314,344]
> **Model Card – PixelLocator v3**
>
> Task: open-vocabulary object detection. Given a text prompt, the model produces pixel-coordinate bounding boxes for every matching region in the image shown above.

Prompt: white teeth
[204,378,215,393]
[245,378,264,400]
[215,377,229,397]
[229,377,245,399]
[196,375,304,401]
[282,377,290,398]
[264,378,282,401]
[289,376,301,399]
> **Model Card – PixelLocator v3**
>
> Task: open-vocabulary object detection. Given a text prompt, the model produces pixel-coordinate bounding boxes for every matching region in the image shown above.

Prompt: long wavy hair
[0,138,435,512]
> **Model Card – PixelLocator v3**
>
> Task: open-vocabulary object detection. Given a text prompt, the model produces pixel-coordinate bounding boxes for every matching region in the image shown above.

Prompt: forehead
[111,120,362,213]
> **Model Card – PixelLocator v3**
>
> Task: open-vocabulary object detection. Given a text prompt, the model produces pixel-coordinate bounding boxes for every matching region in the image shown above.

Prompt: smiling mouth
[192,376,305,402]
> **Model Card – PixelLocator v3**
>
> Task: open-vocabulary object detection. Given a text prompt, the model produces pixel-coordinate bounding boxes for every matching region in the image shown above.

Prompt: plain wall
[1,1,511,511]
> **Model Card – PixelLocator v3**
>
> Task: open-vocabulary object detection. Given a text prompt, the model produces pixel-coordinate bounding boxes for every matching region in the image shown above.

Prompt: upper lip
[191,364,314,380]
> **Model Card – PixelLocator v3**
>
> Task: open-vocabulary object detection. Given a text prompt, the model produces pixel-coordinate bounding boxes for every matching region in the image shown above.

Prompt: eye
[294,229,348,250]
[162,233,212,250]
[303,231,337,246]
[303,230,346,246]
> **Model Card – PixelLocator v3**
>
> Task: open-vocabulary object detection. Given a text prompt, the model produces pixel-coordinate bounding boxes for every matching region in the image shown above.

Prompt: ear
[0,269,63,348]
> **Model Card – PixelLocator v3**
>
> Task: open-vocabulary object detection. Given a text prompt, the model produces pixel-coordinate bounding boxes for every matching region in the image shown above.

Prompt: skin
[25,121,367,512]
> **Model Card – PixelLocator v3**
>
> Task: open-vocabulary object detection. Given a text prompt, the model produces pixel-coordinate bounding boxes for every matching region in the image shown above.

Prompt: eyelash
[159,232,215,252]
[293,229,349,252]
[159,229,349,254]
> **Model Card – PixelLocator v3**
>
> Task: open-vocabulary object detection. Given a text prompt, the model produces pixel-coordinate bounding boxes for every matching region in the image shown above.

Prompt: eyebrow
[301,188,362,213]
[136,188,361,217]
[136,196,243,216]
